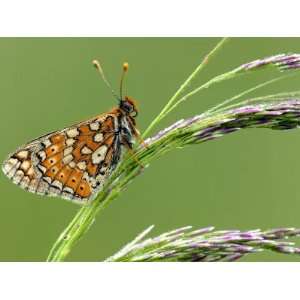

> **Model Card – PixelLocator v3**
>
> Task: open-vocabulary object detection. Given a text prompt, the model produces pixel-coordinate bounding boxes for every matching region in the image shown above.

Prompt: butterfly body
[2,96,139,204]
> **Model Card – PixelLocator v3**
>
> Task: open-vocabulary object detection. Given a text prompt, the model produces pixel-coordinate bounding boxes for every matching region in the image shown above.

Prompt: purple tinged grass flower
[238,54,300,72]
[234,106,261,114]
[161,226,193,237]
[144,99,300,148]
[223,253,244,262]
[186,226,215,237]
[106,225,300,262]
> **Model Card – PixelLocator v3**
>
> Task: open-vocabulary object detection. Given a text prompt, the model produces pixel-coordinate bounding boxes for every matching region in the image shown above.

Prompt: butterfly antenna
[120,62,129,100]
[92,60,119,100]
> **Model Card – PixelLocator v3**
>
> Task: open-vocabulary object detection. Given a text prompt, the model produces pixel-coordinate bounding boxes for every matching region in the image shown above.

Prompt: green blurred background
[1,38,300,261]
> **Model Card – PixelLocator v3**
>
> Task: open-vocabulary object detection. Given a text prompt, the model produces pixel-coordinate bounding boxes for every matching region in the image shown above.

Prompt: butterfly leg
[126,117,149,149]
[121,138,145,169]
[136,133,149,149]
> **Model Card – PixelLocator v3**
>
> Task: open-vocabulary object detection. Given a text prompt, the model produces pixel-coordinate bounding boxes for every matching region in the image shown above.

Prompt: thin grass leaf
[142,37,228,137]
[164,53,300,119]
[215,90,300,113]
[205,73,298,116]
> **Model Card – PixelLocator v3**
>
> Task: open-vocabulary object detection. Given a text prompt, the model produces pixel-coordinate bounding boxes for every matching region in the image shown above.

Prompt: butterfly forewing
[2,112,134,204]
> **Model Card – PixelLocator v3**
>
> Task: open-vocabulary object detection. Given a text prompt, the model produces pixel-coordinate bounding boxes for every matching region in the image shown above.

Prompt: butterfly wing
[2,113,123,204]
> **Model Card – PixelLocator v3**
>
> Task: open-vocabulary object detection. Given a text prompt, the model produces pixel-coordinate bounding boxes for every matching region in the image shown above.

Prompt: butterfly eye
[120,101,134,114]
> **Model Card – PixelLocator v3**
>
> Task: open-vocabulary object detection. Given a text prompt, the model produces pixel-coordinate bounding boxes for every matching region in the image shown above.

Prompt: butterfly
[2,60,141,204]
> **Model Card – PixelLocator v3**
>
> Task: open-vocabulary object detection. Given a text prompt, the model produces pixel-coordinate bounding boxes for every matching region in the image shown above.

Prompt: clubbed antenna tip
[92,59,100,68]
[120,62,129,99]
[92,59,119,100]
[123,62,129,72]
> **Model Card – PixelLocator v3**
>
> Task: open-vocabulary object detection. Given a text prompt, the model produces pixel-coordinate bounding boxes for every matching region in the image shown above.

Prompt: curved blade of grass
[161,54,300,120]
[142,37,229,138]
[216,90,300,113]
[204,72,299,116]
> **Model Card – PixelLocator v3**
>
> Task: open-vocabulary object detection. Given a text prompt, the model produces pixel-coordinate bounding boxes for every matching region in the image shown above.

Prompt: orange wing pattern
[2,113,126,204]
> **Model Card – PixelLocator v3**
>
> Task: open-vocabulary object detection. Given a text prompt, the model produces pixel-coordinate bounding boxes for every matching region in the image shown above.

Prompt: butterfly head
[119,96,138,117]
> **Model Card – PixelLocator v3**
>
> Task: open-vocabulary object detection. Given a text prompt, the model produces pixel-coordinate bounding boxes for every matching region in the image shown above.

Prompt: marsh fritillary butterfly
[2,61,141,204]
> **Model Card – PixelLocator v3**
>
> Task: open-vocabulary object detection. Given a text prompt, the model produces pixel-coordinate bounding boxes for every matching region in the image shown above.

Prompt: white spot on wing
[62,154,73,164]
[94,133,103,142]
[82,171,89,180]
[82,171,96,187]
[81,146,92,155]
[66,128,79,138]
[37,164,47,174]
[43,177,52,184]
[77,161,87,170]
[63,147,73,156]
[52,180,63,190]
[37,150,46,161]
[27,166,35,177]
[95,173,105,182]
[66,139,75,146]
[63,186,74,194]
[69,161,76,168]
[92,145,107,164]
[16,150,29,160]
[42,139,51,148]
[89,122,100,131]
[20,160,31,172]
[89,178,96,187]
[99,166,107,174]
